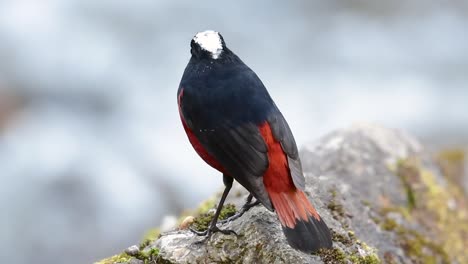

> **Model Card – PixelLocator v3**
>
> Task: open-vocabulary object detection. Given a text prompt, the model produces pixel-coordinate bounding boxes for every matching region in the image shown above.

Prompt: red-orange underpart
[258,122,320,228]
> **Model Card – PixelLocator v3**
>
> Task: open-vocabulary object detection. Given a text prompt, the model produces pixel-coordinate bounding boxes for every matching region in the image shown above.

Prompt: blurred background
[0,0,467,263]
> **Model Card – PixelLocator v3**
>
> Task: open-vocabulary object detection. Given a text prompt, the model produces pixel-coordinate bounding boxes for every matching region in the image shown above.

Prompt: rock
[124,245,140,257]
[96,124,467,264]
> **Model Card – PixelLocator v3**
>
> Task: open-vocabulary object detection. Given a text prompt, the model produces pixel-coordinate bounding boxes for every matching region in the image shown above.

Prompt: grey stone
[99,124,463,264]
[125,245,140,257]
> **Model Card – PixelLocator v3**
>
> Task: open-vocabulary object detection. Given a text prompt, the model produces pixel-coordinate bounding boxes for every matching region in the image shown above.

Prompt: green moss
[95,253,132,264]
[398,229,449,264]
[143,248,160,264]
[125,246,169,264]
[388,157,468,263]
[349,253,380,264]
[191,213,213,231]
[320,228,380,263]
[436,148,465,193]
[419,170,468,262]
[416,159,465,262]
[219,203,237,219]
[191,203,237,232]
[177,196,236,230]
[318,248,347,264]
[331,230,354,246]
[380,218,398,231]
[96,230,166,264]
[378,206,451,264]
[352,242,380,264]
[369,215,381,225]
[395,159,418,210]
[437,148,465,163]
[361,200,372,207]
[323,188,381,263]
[139,228,161,249]
[327,189,346,222]
[327,200,345,218]
[176,197,217,225]
[318,247,380,264]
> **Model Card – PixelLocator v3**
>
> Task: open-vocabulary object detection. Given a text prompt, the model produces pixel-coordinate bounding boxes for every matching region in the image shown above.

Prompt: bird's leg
[219,193,260,224]
[190,174,237,243]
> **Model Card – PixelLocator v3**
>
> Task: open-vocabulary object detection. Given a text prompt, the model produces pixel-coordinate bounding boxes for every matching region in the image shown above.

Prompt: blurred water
[0,1,467,263]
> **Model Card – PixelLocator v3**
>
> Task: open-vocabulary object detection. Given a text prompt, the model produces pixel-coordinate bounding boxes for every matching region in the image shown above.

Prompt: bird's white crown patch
[193,30,223,59]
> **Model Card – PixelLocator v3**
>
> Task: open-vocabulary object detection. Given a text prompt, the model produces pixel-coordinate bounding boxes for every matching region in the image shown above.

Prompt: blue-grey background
[0,1,467,263]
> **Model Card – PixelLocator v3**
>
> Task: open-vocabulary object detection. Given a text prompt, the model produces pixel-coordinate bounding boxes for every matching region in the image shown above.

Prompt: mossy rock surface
[96,124,467,264]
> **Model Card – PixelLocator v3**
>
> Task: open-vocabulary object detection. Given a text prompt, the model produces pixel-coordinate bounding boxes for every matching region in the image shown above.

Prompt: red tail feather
[268,190,320,228]
[259,122,332,252]
[259,122,319,226]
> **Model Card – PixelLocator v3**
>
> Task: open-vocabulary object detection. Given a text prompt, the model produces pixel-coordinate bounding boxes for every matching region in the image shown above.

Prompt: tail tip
[283,215,333,253]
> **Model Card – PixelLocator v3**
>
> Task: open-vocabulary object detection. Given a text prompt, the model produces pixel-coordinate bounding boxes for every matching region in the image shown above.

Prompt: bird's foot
[219,200,261,224]
[190,226,237,244]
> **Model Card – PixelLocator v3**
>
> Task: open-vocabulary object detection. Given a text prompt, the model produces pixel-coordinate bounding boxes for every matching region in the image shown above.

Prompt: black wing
[268,109,306,190]
[189,120,274,210]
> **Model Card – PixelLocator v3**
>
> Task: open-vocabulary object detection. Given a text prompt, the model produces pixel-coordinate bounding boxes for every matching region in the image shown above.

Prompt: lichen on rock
[380,156,467,263]
[190,203,237,232]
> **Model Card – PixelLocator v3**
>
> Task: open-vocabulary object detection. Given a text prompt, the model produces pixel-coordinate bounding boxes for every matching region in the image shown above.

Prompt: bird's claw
[190,226,237,244]
[219,199,261,224]
[189,227,208,236]
[218,213,242,224]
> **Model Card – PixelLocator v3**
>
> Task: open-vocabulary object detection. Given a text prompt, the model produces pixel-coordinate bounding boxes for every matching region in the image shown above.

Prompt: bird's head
[190,30,226,60]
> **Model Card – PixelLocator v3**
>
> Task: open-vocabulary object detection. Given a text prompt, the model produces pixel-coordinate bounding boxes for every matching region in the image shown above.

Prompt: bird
[177,30,332,253]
